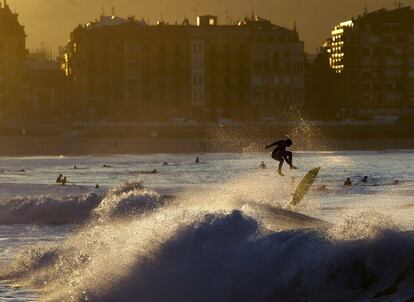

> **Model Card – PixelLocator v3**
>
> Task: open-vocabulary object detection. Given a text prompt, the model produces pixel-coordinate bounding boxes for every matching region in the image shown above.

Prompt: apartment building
[65,14,304,122]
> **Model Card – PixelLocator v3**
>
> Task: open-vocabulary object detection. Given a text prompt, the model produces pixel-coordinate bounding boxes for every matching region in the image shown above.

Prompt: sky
[7,0,414,55]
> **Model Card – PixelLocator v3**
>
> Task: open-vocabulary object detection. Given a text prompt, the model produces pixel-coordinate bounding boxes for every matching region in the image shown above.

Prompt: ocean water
[0,151,413,301]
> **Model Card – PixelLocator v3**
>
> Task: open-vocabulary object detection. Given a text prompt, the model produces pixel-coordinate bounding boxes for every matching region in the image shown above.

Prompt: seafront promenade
[0,122,413,155]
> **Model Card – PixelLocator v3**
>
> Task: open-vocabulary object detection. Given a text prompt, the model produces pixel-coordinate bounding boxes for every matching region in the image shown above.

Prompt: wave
[2,207,414,302]
[0,180,168,225]
[94,188,165,219]
[0,194,101,225]
[2,176,413,301]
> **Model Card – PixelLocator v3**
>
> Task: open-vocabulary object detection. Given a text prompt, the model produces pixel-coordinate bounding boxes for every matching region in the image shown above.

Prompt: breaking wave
[1,176,414,301]
[0,180,167,225]
[0,194,101,225]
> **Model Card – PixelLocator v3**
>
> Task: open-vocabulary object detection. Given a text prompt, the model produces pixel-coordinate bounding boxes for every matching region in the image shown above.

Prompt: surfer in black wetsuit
[266,138,297,176]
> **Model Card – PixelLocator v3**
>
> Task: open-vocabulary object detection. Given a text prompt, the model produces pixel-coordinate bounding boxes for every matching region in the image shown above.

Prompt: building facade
[26,52,66,120]
[0,1,27,120]
[328,7,414,121]
[64,15,304,122]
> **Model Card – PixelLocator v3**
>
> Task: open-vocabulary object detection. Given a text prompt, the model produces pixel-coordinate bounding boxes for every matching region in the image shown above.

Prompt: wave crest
[0,194,101,225]
[95,188,164,219]
[2,209,414,302]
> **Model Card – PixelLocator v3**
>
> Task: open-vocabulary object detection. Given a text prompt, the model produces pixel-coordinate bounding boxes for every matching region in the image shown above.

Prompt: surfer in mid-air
[266,138,297,176]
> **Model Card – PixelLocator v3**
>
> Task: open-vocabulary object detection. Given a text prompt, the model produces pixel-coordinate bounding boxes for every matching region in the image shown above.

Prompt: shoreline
[1,136,414,156]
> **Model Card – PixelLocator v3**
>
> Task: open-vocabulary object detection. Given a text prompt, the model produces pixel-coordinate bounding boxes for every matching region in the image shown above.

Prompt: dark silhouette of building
[0,1,27,120]
[26,50,66,120]
[328,6,414,123]
[305,40,342,120]
[64,14,305,122]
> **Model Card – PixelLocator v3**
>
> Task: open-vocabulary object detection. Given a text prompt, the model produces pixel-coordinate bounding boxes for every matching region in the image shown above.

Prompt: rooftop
[78,13,296,34]
[0,0,25,35]
[355,6,414,24]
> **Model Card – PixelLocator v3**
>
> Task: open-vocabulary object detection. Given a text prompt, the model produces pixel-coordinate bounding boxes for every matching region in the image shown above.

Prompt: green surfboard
[291,167,321,206]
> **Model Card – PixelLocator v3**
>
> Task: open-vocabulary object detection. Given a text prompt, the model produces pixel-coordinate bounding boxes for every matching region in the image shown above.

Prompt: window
[253,61,262,71]
[210,76,216,87]
[209,44,216,55]
[225,61,230,72]
[193,91,199,102]
[252,77,262,87]
[225,77,230,88]
[159,60,166,71]
[174,44,181,56]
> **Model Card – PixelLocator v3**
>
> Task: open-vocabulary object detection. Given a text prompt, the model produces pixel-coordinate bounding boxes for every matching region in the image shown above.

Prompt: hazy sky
[8,0,414,55]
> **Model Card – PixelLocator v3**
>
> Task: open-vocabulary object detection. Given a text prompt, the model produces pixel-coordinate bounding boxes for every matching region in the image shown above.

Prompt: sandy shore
[0,136,413,155]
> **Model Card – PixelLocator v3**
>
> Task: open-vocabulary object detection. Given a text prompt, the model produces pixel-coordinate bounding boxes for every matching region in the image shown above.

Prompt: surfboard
[291,167,321,206]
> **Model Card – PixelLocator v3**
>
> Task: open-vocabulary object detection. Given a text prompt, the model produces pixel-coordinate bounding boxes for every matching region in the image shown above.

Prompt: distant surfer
[266,138,297,176]
[162,161,169,166]
[56,174,63,183]
[344,178,352,186]
[259,161,267,169]
[139,169,158,175]
[62,176,67,186]
[195,156,200,164]
[362,176,368,183]
[317,185,328,191]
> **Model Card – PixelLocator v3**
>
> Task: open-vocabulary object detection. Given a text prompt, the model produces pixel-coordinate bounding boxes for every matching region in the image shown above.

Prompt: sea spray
[4,211,414,302]
[95,188,163,219]
[1,177,414,301]
[328,209,401,241]
[0,194,101,225]
[105,179,145,197]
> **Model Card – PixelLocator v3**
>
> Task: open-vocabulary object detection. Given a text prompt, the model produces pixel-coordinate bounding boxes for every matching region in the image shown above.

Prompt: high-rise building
[327,7,414,121]
[0,1,27,119]
[64,14,304,122]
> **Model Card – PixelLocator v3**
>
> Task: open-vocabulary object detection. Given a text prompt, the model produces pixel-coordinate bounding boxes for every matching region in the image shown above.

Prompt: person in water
[56,174,63,183]
[344,178,352,186]
[62,176,67,186]
[195,157,200,163]
[317,185,328,191]
[139,169,157,174]
[362,176,368,183]
[259,161,267,169]
[266,138,297,176]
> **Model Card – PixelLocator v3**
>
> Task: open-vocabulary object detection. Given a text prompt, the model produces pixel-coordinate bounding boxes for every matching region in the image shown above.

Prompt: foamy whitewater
[0,152,414,301]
